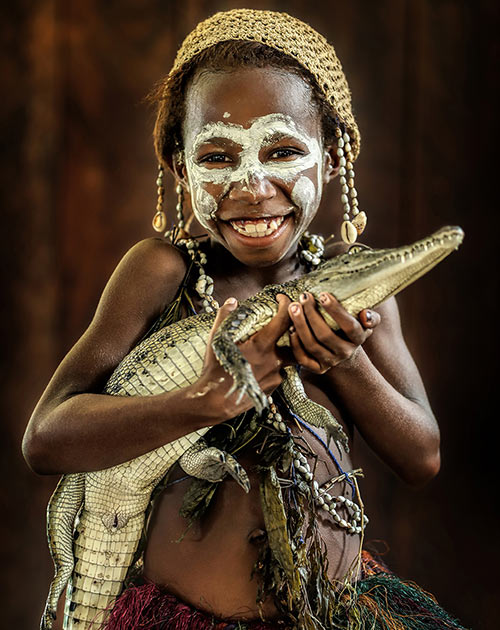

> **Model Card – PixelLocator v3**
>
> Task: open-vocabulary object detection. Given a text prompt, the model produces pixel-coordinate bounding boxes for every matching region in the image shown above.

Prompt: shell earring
[336,128,367,244]
[152,164,167,232]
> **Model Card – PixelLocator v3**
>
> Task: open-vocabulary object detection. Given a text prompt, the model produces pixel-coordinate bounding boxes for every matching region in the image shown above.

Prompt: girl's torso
[141,258,361,619]
[142,242,362,622]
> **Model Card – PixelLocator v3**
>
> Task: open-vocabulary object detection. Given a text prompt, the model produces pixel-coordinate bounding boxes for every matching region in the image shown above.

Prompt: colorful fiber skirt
[101,552,467,630]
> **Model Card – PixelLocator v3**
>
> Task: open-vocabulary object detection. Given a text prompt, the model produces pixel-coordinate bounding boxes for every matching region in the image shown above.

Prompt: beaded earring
[174,183,185,231]
[152,164,167,232]
[335,128,367,244]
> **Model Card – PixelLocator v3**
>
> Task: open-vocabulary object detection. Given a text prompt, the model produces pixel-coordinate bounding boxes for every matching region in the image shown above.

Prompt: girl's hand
[287,292,381,374]
[196,295,292,418]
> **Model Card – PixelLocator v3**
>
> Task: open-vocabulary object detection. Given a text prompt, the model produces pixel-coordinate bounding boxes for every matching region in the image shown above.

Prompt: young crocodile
[41,226,464,629]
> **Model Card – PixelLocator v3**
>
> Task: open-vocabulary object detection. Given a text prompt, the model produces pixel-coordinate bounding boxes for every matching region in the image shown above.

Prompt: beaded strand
[262,396,368,536]
[152,165,167,233]
[293,449,368,534]
[336,128,367,244]
[177,237,219,313]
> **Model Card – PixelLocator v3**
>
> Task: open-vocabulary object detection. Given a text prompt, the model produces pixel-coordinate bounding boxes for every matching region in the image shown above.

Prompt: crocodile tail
[42,473,85,630]
[64,510,145,629]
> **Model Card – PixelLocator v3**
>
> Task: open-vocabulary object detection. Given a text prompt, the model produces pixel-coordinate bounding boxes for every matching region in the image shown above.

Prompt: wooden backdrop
[1,0,498,627]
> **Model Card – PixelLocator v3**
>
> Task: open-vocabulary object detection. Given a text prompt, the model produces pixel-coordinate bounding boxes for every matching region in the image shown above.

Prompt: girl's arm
[23,238,290,475]
[23,237,204,474]
[288,292,440,486]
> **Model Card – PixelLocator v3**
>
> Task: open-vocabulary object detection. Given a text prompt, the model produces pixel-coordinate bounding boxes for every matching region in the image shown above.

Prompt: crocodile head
[298,225,464,328]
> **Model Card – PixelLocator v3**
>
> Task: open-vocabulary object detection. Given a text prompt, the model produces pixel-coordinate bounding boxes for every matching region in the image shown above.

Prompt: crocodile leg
[179,439,251,492]
[280,366,350,452]
[212,299,279,413]
[212,327,267,412]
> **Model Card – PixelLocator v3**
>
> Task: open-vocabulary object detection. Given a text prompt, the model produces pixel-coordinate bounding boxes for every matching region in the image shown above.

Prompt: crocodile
[41,225,464,630]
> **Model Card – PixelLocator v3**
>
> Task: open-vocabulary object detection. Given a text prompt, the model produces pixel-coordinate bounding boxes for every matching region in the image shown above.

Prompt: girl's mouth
[228,215,286,238]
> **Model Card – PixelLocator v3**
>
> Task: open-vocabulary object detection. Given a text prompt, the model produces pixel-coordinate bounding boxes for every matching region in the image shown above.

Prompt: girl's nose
[228,175,276,204]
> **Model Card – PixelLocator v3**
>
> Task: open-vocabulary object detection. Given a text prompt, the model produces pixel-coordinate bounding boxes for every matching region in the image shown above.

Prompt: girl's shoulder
[122,235,189,271]
[116,236,190,297]
[92,237,191,341]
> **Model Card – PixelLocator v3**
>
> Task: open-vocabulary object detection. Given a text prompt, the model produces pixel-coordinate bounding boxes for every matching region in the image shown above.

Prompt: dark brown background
[1,0,498,628]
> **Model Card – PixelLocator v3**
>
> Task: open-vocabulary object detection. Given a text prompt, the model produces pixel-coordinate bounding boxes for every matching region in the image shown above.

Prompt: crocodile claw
[179,441,250,492]
[212,333,269,414]
[226,365,268,414]
[219,451,251,492]
[231,381,268,414]
[41,605,57,630]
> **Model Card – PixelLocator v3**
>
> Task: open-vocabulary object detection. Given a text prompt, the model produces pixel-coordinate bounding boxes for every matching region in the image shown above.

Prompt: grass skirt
[100,552,467,630]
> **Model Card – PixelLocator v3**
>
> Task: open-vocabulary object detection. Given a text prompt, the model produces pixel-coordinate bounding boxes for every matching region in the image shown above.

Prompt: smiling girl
[24,9,466,630]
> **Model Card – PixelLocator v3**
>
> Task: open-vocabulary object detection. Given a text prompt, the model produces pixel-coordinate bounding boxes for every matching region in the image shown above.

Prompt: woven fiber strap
[161,8,360,160]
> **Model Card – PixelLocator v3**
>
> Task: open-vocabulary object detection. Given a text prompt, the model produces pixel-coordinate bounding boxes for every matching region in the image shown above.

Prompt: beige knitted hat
[155,8,360,161]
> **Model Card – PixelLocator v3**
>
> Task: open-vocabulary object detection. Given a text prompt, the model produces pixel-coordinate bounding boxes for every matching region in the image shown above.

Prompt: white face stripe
[183,113,324,246]
[291,175,319,238]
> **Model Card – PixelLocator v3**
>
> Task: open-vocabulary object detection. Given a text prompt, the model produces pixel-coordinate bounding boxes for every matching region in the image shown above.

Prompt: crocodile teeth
[229,216,285,238]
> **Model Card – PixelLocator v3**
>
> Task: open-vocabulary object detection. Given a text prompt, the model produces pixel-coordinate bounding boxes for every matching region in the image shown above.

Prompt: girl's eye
[199,153,232,164]
[269,148,303,160]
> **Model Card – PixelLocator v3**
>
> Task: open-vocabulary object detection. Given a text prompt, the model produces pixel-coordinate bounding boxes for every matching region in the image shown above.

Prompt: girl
[24,9,465,630]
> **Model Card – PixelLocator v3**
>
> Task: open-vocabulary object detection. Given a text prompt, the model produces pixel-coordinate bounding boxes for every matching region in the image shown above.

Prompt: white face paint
[291,175,319,237]
[184,113,324,250]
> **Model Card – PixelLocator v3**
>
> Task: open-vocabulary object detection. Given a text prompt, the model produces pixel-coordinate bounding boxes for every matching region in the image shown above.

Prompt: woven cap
[163,8,360,160]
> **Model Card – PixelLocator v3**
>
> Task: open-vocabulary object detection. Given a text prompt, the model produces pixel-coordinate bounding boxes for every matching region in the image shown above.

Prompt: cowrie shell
[152,211,167,232]
[341,220,358,244]
[352,211,367,235]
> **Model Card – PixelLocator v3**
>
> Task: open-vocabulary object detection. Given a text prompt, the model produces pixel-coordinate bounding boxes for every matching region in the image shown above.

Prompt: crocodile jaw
[306,226,464,326]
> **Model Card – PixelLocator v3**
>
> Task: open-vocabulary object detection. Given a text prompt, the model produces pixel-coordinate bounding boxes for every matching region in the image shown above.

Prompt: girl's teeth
[230,216,285,238]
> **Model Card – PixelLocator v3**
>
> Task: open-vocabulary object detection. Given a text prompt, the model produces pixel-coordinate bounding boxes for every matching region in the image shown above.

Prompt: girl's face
[179,67,337,267]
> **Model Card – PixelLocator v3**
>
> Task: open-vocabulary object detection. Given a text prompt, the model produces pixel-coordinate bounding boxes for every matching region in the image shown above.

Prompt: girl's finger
[288,301,325,356]
[318,293,367,345]
[253,294,291,350]
[288,307,338,372]
[298,292,352,352]
[289,329,323,373]
[205,298,238,355]
[290,296,353,362]
[359,308,381,329]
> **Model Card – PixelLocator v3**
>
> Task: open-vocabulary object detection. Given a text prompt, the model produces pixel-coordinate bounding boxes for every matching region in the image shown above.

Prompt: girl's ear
[171,150,190,190]
[322,144,341,184]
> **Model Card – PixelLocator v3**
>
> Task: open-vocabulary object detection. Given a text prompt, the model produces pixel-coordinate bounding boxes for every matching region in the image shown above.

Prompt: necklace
[175,230,326,314]
[171,229,366,535]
